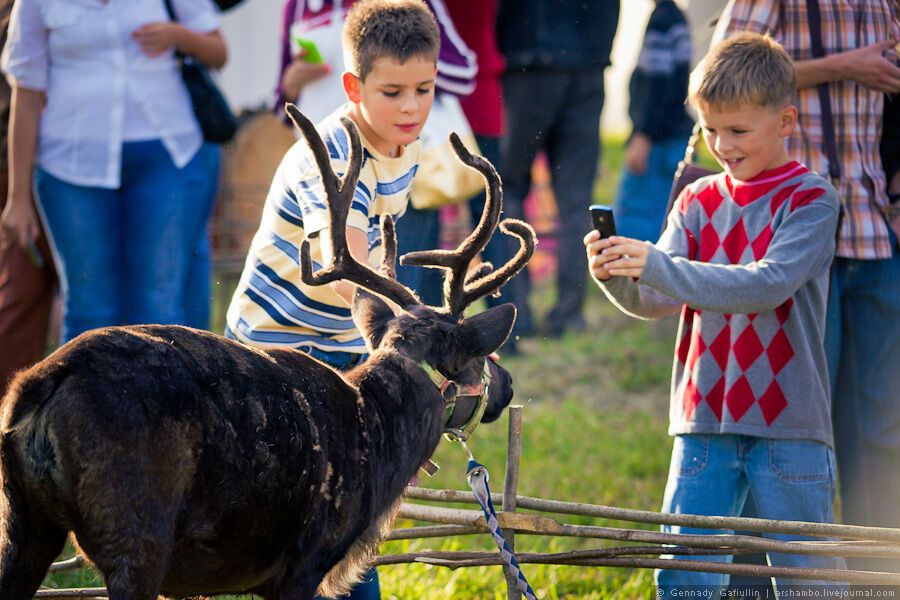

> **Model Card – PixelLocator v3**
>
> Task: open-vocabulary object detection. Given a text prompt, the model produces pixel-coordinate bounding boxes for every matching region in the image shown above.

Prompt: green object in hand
[292,37,324,64]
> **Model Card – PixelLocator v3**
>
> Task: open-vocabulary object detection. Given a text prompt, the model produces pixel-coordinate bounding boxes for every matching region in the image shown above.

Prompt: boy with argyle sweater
[585,33,844,595]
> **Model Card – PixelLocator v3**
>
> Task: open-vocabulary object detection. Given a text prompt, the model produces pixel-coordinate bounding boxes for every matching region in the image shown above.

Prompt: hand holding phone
[589,205,616,239]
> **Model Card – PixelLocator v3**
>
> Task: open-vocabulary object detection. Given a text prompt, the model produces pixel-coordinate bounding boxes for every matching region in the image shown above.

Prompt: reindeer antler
[286,104,421,312]
[400,134,537,316]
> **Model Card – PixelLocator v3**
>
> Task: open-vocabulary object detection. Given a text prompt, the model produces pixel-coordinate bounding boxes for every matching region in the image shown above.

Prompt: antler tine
[400,132,503,315]
[286,105,421,311]
[461,219,536,306]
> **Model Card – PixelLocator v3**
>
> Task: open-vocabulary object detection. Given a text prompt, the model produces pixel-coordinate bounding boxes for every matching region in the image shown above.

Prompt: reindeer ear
[459,303,516,356]
[352,288,394,351]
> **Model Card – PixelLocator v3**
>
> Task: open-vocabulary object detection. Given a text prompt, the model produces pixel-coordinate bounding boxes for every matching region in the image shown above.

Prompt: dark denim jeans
[35,140,215,342]
[500,68,606,334]
[825,248,900,573]
[395,204,442,306]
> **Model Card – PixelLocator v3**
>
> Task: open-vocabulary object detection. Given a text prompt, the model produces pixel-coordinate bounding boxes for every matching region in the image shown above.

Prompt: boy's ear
[343,71,361,104]
[780,104,798,138]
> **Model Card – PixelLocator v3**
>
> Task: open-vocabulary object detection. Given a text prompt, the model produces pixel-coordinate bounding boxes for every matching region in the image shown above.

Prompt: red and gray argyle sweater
[601,161,839,445]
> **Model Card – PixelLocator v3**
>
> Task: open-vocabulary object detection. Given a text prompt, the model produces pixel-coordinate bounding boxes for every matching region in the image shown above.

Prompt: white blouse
[1,0,220,189]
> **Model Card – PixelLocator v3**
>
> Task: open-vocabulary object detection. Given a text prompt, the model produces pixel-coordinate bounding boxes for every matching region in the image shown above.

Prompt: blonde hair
[689,32,797,110]
[343,0,440,81]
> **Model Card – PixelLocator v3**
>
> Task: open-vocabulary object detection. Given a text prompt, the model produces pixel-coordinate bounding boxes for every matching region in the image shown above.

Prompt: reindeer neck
[347,350,445,490]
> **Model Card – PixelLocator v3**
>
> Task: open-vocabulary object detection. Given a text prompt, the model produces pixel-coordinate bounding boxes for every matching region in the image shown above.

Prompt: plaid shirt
[717,0,900,259]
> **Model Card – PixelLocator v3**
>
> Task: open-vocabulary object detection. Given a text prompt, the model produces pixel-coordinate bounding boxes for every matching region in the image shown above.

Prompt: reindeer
[0,106,536,600]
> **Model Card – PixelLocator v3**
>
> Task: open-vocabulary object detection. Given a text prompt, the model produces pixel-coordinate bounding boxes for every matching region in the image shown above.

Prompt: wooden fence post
[503,405,524,600]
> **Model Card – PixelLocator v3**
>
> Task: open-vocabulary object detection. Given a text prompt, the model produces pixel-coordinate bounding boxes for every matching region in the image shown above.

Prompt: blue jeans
[656,434,845,598]
[35,140,214,342]
[614,136,687,242]
[825,248,900,572]
[183,143,221,330]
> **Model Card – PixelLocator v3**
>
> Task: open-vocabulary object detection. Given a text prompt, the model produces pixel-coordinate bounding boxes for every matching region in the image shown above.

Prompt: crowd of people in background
[0,0,897,597]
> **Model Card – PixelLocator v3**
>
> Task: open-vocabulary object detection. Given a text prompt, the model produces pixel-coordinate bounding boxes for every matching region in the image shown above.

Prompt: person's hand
[584,229,616,282]
[841,39,900,94]
[281,51,331,101]
[602,236,650,279]
[889,170,900,197]
[624,133,652,175]
[132,22,185,58]
[1,193,40,251]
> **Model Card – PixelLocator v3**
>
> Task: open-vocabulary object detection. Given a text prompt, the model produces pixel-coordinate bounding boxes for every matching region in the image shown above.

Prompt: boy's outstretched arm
[584,230,682,320]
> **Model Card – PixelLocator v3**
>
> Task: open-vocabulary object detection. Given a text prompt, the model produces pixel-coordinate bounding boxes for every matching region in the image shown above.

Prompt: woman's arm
[1,85,43,248]
[132,24,228,69]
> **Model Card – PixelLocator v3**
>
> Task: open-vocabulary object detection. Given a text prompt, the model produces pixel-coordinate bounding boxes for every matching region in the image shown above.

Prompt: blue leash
[458,440,537,600]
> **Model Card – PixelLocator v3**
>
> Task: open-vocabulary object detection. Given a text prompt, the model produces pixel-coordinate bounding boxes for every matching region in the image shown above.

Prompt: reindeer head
[286,105,536,437]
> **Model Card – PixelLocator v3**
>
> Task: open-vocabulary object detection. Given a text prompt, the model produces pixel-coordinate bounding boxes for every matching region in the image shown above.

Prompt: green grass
[42,136,686,598]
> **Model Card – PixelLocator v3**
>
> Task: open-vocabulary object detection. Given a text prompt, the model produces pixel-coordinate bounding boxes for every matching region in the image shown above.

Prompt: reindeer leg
[0,477,67,599]
[77,511,174,600]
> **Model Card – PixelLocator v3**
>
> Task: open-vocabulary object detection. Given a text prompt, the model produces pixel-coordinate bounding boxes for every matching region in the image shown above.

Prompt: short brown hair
[689,32,797,110]
[343,0,440,81]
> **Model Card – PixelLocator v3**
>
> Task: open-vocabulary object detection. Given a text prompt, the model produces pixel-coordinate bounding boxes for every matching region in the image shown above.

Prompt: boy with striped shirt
[226,2,440,597]
[226,0,438,370]
[585,33,844,596]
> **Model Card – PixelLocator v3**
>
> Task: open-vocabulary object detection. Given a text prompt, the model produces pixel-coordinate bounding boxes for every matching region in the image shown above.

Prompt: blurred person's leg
[656,434,746,599]
[615,137,686,243]
[0,172,57,395]
[469,135,514,305]
[501,70,569,337]
[544,69,604,336]
[34,168,121,342]
[827,248,900,573]
[120,140,202,327]
[396,204,443,307]
[184,142,221,330]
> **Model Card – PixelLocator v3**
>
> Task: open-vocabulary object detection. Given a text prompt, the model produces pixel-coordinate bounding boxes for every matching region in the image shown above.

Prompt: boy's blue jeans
[656,434,845,598]
[35,140,215,342]
[614,136,687,243]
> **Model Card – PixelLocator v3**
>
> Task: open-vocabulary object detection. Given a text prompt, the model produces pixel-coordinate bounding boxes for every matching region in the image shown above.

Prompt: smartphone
[290,37,325,64]
[589,204,616,239]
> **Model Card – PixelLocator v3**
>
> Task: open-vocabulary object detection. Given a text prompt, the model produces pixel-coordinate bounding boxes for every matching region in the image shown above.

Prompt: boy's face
[343,55,436,157]
[696,101,797,181]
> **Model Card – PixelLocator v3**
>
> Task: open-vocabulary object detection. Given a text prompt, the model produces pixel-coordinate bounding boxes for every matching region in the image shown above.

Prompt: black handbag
[163,0,238,144]
[661,124,716,234]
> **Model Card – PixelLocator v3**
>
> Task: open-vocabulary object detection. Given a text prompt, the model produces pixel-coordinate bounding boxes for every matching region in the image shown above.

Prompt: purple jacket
[275,0,476,111]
